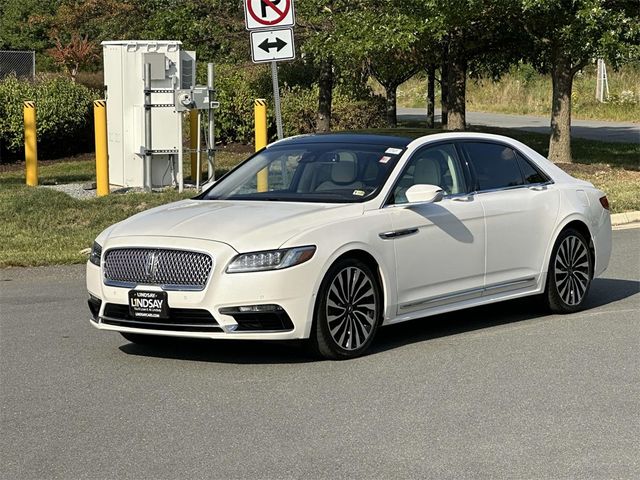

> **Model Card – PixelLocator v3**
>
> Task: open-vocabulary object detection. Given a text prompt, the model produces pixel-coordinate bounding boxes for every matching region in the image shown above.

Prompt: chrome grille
[103,248,213,290]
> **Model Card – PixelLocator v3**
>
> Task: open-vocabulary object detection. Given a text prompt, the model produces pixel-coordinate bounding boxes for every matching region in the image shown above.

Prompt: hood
[108,200,364,252]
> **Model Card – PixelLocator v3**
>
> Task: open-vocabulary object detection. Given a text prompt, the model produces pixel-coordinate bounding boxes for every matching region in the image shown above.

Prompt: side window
[515,152,547,184]
[462,142,524,191]
[390,143,466,204]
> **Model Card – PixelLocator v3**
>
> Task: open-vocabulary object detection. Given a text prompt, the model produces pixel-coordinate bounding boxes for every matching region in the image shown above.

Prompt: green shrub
[204,64,385,144]
[0,74,99,161]
[210,64,273,144]
[281,85,386,137]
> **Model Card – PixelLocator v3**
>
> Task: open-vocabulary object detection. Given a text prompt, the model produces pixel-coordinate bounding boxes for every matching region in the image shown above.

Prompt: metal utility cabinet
[102,40,195,188]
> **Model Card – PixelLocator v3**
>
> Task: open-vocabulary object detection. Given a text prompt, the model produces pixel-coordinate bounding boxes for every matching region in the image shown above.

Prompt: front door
[384,143,486,315]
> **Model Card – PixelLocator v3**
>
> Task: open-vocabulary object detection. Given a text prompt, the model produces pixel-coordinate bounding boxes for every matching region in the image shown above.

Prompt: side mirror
[405,184,444,205]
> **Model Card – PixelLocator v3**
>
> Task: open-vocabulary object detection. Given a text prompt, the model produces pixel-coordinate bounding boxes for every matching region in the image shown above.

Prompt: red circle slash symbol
[248,0,291,26]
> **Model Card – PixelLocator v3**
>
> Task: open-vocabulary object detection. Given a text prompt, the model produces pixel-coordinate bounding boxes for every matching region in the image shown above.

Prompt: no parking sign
[244,0,296,30]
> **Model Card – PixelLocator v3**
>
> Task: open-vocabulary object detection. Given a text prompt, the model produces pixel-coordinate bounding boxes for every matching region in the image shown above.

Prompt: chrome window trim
[470,180,555,196]
[381,191,473,209]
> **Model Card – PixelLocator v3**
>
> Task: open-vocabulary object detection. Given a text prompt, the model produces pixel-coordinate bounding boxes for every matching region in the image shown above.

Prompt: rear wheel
[545,228,593,313]
[311,258,382,360]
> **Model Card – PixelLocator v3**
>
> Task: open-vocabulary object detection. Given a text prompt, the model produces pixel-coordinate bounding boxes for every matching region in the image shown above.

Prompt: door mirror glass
[405,184,444,204]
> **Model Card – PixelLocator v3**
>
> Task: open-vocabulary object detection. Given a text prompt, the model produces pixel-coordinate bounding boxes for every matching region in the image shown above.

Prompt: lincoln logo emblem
[144,251,159,281]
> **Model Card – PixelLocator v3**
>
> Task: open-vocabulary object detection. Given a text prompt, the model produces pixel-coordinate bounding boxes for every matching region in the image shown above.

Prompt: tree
[521,0,640,162]
[296,1,353,133]
[48,34,98,81]
[368,52,422,127]
[0,0,61,69]
[429,0,526,131]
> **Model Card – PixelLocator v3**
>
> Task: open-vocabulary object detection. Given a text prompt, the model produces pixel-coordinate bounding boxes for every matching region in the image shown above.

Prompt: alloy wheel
[325,266,378,351]
[554,235,590,306]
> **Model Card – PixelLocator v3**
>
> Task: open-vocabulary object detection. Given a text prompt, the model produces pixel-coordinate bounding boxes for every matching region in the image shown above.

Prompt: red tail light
[599,196,610,210]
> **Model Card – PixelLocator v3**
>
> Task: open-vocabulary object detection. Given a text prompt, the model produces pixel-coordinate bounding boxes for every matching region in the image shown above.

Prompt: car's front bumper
[86,236,319,340]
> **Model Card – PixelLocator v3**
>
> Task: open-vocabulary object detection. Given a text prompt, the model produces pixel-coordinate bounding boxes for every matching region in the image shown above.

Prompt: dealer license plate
[128,290,169,320]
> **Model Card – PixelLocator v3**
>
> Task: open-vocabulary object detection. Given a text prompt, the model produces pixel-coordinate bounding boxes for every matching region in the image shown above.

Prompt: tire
[310,258,383,360]
[544,228,593,313]
[120,332,169,345]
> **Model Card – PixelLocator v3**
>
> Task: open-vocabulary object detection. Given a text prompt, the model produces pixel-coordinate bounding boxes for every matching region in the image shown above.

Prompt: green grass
[0,149,248,268]
[377,122,640,169]
[392,63,640,123]
[0,132,637,267]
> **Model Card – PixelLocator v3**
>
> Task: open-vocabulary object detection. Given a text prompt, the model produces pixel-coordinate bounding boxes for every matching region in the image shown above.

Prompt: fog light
[237,304,283,313]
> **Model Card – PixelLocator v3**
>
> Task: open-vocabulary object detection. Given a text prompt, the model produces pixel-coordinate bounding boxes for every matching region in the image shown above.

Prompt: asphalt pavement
[1,229,639,480]
[397,108,640,144]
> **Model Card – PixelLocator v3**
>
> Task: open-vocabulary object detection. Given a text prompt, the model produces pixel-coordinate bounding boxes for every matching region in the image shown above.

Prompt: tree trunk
[441,42,449,128]
[317,58,334,133]
[548,60,574,162]
[446,52,466,131]
[385,84,398,128]
[426,64,435,129]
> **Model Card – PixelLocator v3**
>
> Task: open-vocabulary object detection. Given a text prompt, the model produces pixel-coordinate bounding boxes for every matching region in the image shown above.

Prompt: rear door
[459,141,560,291]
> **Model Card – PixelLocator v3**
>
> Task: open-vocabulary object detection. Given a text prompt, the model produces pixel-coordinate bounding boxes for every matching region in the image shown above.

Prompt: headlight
[89,241,102,266]
[226,246,316,273]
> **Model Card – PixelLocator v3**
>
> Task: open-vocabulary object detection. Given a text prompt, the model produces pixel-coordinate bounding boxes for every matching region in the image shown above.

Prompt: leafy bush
[281,85,386,137]
[207,64,385,143]
[210,64,274,144]
[0,74,99,161]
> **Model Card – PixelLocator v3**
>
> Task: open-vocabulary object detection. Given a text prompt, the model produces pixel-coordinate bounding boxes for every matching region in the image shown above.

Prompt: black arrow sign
[258,37,287,53]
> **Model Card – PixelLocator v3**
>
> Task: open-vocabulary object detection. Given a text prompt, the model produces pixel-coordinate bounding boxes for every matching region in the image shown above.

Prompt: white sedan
[87,133,612,359]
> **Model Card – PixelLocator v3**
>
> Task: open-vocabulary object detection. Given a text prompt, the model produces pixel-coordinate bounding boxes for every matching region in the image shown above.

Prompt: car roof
[269,133,414,148]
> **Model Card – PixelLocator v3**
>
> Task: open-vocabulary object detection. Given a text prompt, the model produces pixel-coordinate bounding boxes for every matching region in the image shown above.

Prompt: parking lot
[1,228,638,479]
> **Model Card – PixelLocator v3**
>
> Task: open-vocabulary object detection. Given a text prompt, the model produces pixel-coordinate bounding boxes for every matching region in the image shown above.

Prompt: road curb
[611,211,640,226]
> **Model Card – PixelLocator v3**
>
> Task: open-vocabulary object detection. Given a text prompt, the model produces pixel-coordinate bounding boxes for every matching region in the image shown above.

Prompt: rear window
[461,142,524,191]
[516,152,547,184]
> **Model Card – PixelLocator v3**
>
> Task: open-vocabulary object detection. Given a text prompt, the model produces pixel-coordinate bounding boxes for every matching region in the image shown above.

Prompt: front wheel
[311,258,382,360]
[544,228,593,313]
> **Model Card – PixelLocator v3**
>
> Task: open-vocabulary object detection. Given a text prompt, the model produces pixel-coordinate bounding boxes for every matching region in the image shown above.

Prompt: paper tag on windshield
[385,148,403,155]
[379,156,392,164]
[353,189,365,196]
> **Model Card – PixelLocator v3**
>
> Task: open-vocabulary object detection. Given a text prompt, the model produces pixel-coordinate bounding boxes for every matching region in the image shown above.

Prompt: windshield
[202,142,405,203]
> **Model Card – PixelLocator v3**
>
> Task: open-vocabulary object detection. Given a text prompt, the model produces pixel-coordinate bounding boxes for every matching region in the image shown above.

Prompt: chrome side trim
[398,276,538,312]
[484,276,536,293]
[399,287,482,311]
[379,228,419,240]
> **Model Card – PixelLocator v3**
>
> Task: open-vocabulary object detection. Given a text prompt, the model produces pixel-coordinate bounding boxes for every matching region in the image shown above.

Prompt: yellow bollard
[23,101,38,186]
[255,99,268,192]
[93,100,110,197]
[189,109,198,181]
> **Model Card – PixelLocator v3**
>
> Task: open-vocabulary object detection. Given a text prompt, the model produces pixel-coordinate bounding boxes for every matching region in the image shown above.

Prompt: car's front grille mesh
[103,248,213,289]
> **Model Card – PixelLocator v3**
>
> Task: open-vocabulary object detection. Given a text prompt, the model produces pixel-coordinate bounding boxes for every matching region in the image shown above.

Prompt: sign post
[245,0,296,140]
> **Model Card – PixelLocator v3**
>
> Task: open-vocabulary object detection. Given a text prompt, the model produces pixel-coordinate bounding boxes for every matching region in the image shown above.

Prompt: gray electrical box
[102,40,196,188]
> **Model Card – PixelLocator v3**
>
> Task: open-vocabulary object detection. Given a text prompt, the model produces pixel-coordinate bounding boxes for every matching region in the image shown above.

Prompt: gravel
[38,183,185,200]
[40,183,97,200]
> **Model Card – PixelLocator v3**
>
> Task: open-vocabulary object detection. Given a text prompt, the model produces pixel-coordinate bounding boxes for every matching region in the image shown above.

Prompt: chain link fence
[0,50,36,80]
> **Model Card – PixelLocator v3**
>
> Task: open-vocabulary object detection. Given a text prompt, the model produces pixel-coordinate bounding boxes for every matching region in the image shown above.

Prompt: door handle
[452,194,474,202]
[379,228,419,240]
[529,185,547,191]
